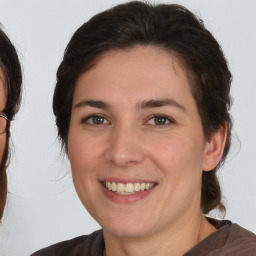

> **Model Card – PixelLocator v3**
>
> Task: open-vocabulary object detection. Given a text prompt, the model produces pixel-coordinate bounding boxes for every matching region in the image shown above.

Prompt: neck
[103,214,216,256]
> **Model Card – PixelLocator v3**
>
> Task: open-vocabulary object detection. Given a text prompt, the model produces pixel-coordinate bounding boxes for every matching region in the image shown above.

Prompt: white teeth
[111,182,117,192]
[104,181,155,194]
[125,183,134,193]
[140,183,146,191]
[106,182,112,190]
[134,183,140,192]
[117,183,125,193]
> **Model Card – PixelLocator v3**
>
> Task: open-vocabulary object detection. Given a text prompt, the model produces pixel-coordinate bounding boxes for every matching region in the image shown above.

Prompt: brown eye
[147,115,174,126]
[92,116,105,124]
[83,115,109,125]
[154,117,168,125]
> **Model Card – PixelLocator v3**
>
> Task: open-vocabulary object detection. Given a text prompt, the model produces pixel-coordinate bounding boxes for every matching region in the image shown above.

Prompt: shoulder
[222,223,256,254]
[186,219,256,256]
[30,230,104,256]
[207,220,256,255]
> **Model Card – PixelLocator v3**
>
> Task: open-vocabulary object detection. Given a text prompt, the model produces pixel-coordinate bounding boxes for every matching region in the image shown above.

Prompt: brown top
[184,219,256,256]
[31,219,256,256]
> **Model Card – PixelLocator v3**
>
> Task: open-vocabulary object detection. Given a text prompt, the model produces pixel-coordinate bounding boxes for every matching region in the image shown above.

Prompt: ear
[202,123,227,171]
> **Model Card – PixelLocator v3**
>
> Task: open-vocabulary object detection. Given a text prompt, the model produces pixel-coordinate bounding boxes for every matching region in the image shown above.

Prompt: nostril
[104,126,147,167]
[105,144,146,167]
[106,152,146,167]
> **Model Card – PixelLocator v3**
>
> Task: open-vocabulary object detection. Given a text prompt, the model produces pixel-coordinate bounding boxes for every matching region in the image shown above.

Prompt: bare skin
[68,46,227,256]
[104,214,216,256]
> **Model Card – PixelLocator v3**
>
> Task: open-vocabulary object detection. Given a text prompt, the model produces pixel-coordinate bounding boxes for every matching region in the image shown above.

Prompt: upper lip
[99,178,157,184]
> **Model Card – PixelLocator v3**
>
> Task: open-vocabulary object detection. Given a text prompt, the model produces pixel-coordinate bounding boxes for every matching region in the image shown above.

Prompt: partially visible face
[0,67,7,161]
[68,46,215,239]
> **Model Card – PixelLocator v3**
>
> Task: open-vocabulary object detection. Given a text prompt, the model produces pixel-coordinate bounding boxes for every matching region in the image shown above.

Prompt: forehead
[76,46,191,91]
[95,46,188,74]
[73,46,197,112]
[80,45,189,78]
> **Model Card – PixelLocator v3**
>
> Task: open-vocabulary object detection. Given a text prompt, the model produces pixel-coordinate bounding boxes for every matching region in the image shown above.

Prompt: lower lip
[101,183,156,204]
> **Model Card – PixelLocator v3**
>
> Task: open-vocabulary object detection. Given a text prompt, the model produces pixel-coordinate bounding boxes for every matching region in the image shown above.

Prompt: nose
[105,124,146,168]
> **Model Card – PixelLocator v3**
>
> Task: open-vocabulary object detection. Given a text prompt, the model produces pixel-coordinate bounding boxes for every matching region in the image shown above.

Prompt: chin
[104,225,150,239]
[100,214,155,239]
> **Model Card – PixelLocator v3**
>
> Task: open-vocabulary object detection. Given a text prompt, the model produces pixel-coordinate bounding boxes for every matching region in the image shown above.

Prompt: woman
[32,1,256,255]
[0,26,22,221]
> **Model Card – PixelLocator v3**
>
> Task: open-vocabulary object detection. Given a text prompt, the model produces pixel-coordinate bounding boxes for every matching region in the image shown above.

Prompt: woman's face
[68,46,223,239]
[0,67,7,161]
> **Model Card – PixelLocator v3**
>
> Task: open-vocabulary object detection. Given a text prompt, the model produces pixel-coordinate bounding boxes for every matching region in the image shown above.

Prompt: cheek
[148,134,205,183]
[67,133,99,208]
[67,132,105,181]
[149,136,205,210]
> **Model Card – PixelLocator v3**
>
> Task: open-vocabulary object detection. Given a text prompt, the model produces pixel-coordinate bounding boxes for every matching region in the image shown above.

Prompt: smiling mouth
[102,181,156,195]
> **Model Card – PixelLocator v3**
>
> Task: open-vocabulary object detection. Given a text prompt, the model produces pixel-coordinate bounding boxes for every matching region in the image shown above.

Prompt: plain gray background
[0,0,255,255]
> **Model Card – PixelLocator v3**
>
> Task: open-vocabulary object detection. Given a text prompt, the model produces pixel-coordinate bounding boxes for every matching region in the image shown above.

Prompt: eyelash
[80,114,175,127]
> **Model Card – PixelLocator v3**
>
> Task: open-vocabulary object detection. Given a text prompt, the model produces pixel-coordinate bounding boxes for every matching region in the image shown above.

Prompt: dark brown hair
[0,26,22,220]
[53,1,232,214]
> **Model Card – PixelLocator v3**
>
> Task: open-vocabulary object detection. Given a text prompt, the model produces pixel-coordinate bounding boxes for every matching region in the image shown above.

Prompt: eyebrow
[74,100,110,109]
[74,98,186,112]
[137,99,186,112]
